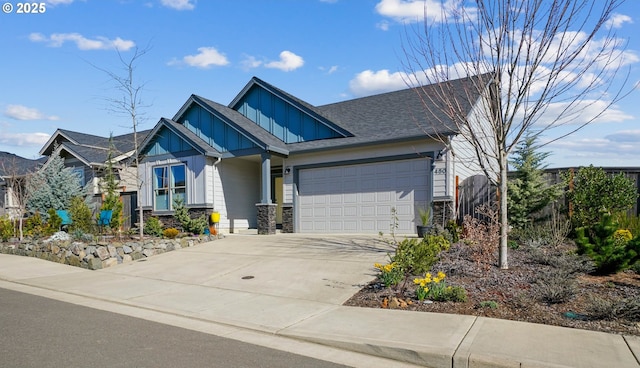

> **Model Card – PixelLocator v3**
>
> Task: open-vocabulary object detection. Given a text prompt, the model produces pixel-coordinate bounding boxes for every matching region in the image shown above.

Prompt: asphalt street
[0,287,349,368]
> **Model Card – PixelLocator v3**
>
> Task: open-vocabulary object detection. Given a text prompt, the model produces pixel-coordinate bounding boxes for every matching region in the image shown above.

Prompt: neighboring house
[0,152,46,219]
[137,75,491,235]
[38,129,151,228]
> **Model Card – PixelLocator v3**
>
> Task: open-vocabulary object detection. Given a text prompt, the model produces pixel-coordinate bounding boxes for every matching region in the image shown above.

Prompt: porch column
[256,152,276,234]
[260,152,271,204]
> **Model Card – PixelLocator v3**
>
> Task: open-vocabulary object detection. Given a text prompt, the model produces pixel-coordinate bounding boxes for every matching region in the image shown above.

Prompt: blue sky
[1,0,639,169]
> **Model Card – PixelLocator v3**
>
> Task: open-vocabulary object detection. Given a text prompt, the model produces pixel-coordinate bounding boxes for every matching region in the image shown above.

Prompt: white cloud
[606,13,633,29]
[170,47,229,69]
[4,105,59,121]
[29,32,135,51]
[349,69,408,96]
[375,0,471,24]
[264,51,304,72]
[534,100,633,127]
[240,55,262,70]
[0,132,51,147]
[160,0,195,10]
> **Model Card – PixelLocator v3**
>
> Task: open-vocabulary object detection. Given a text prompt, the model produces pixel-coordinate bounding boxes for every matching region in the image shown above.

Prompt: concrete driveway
[105,233,392,305]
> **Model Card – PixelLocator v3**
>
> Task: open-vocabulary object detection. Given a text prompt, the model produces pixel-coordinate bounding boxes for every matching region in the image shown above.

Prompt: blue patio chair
[56,210,72,231]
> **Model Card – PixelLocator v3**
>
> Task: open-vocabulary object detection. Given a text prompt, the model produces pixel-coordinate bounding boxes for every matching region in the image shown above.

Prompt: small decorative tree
[507,134,561,229]
[575,212,640,275]
[172,197,207,235]
[98,136,124,231]
[26,147,83,217]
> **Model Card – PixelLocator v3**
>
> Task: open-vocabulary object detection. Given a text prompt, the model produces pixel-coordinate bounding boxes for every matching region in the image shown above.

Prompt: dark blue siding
[236,86,341,143]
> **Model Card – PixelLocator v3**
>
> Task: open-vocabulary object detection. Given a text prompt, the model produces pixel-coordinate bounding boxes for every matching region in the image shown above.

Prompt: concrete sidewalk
[0,234,638,368]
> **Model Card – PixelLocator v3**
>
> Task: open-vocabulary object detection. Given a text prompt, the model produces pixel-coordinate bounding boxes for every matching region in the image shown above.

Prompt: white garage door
[298,159,430,234]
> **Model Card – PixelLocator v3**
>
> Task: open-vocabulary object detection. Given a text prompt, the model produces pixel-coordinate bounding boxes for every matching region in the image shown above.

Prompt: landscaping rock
[94,247,110,260]
[122,245,133,254]
[87,258,102,270]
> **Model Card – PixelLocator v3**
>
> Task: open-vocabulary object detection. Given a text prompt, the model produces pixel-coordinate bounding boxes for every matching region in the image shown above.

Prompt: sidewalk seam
[623,335,640,366]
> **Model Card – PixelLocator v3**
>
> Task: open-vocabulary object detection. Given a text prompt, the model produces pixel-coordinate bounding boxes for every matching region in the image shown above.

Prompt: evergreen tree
[507,134,561,229]
[99,136,124,230]
[26,148,84,217]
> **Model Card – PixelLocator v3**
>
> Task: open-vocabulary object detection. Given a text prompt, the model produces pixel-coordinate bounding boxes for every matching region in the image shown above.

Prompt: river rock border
[0,233,212,270]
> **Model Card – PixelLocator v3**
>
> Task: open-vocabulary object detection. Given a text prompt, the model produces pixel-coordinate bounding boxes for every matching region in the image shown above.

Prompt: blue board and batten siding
[142,127,190,156]
[179,105,258,153]
[234,86,342,143]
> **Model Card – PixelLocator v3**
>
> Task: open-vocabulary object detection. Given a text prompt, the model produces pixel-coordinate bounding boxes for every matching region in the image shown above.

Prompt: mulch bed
[344,242,640,336]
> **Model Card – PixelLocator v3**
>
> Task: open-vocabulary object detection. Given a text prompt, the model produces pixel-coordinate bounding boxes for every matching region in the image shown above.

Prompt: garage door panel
[298,159,429,233]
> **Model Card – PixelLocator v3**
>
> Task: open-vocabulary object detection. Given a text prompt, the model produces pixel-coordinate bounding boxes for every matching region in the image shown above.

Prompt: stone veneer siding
[281,204,293,233]
[433,200,456,226]
[143,208,211,231]
[256,203,276,235]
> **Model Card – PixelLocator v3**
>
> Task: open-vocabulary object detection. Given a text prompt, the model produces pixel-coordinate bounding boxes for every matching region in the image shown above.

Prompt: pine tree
[507,134,561,229]
[26,148,84,217]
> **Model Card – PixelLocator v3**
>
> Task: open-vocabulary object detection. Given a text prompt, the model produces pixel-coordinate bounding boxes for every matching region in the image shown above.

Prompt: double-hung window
[153,164,186,211]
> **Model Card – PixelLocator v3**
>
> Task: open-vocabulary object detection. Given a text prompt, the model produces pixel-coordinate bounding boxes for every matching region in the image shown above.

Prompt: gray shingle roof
[0,152,45,177]
[287,74,489,153]
[41,128,153,167]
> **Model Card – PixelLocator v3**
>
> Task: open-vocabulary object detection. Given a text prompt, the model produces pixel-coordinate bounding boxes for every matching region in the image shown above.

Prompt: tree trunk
[499,150,509,269]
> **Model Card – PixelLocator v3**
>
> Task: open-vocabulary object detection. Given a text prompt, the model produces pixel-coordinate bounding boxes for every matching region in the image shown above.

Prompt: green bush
[144,217,164,237]
[46,208,62,235]
[69,196,94,233]
[0,215,13,241]
[24,212,46,238]
[173,197,207,235]
[394,235,450,276]
[575,212,640,274]
[565,165,638,230]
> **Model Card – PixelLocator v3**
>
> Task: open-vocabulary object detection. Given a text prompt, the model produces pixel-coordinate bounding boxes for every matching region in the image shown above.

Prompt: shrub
[575,212,640,274]
[586,297,640,322]
[565,165,638,230]
[69,196,94,233]
[613,212,640,238]
[461,204,499,270]
[173,197,207,235]
[24,212,46,238]
[532,268,577,304]
[445,220,460,243]
[0,215,13,241]
[144,217,164,237]
[394,235,450,276]
[46,208,62,235]
[478,300,499,309]
[163,227,179,239]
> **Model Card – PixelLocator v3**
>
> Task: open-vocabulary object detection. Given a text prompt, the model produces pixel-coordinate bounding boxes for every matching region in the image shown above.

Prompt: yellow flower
[413,278,422,284]
[420,281,426,287]
[374,263,382,269]
[433,277,441,283]
[437,271,446,279]
[425,272,432,279]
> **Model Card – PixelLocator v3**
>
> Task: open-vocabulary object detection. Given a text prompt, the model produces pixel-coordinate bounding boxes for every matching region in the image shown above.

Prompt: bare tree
[93,46,151,240]
[402,0,634,269]
[0,155,40,241]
